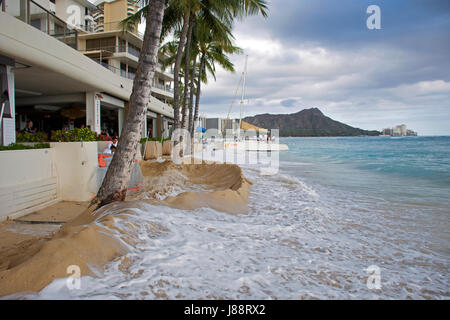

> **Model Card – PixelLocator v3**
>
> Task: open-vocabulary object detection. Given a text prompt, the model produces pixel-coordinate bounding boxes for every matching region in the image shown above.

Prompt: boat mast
[238,55,248,138]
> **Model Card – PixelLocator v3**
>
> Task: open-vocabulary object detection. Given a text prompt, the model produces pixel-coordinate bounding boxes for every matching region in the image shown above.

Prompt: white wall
[0,148,58,221]
[50,141,98,201]
[0,148,54,188]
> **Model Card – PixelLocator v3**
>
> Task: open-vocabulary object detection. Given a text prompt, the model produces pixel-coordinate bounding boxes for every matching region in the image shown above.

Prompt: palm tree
[190,23,242,138]
[95,0,165,207]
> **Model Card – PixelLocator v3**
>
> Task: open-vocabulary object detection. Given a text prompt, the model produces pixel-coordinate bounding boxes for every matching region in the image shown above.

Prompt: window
[128,66,137,80]
[86,37,116,50]
[118,38,126,52]
[127,43,141,58]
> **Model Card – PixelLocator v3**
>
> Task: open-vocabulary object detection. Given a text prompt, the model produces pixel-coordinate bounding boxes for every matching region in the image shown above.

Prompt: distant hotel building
[0,0,174,146]
[382,124,418,136]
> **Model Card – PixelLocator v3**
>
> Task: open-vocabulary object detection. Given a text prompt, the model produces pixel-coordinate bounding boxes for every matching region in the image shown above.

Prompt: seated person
[22,120,35,134]
[108,137,118,149]
[103,145,116,155]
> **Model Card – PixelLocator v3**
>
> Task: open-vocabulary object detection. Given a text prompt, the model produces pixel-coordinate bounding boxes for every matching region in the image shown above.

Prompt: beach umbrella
[196,126,207,133]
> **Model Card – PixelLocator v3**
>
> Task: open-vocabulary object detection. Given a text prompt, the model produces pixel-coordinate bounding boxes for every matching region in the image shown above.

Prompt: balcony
[154,82,174,94]
[89,57,173,92]
[2,0,78,49]
[90,58,135,80]
[91,20,145,39]
[127,45,140,58]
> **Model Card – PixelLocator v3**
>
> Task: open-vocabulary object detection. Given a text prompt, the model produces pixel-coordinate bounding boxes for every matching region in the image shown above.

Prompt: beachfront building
[394,124,407,137]
[0,0,174,146]
[382,128,393,136]
[82,0,175,139]
[381,125,417,137]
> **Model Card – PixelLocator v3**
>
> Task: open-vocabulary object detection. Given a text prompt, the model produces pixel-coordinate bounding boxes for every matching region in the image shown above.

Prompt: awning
[240,120,268,133]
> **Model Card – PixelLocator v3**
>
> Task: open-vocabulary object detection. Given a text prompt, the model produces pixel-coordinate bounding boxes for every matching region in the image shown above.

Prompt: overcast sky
[196,0,450,135]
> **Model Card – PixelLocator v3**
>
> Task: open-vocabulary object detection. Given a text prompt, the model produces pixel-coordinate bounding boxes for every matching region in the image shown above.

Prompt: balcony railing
[90,58,173,91]
[82,45,127,54]
[2,0,78,49]
[154,82,174,94]
[92,21,145,39]
[90,58,135,80]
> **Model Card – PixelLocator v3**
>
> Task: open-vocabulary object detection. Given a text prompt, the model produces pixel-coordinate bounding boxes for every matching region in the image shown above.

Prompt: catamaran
[221,55,289,152]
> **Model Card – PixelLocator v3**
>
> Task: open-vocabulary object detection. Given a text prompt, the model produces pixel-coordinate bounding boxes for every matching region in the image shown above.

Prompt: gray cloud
[198,0,450,135]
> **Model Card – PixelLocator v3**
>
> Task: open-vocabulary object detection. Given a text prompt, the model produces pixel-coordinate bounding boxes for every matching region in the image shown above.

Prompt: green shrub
[50,128,98,142]
[0,143,50,151]
[16,131,48,142]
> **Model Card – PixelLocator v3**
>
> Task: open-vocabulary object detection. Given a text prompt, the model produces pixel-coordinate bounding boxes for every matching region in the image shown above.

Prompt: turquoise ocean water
[280,136,450,206]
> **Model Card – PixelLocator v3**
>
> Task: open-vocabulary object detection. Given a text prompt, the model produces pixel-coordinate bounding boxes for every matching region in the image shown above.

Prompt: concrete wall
[0,148,58,221]
[0,148,55,188]
[50,141,98,202]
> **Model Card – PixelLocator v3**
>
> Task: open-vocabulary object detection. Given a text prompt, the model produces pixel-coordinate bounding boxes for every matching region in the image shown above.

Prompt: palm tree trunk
[181,12,194,130]
[188,54,197,138]
[173,11,189,135]
[95,0,165,207]
[192,53,205,139]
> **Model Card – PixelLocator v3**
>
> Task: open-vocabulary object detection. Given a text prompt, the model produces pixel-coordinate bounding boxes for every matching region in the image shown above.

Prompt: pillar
[156,114,162,139]
[86,92,101,134]
[118,108,124,137]
[0,63,15,146]
[152,117,157,138]
[142,109,147,138]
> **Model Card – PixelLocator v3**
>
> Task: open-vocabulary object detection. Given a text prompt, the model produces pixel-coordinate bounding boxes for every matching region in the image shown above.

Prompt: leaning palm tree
[94,0,165,207]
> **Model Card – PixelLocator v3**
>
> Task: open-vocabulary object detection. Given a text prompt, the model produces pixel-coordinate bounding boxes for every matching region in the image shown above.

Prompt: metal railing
[82,45,127,54]
[81,46,174,76]
[82,44,142,59]
[92,21,145,39]
[154,82,174,93]
[90,58,136,80]
[2,0,78,50]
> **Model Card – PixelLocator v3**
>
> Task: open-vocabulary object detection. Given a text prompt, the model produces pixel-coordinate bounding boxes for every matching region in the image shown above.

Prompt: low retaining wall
[0,148,58,221]
[0,140,149,220]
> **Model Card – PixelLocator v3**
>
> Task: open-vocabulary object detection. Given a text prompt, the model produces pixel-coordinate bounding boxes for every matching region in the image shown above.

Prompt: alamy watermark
[366,5,381,30]
[66,264,81,290]
[365,265,382,290]
[170,128,280,175]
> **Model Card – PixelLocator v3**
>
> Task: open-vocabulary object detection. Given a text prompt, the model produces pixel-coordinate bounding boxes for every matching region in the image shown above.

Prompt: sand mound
[0,204,128,297]
[0,160,251,297]
[134,159,252,214]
